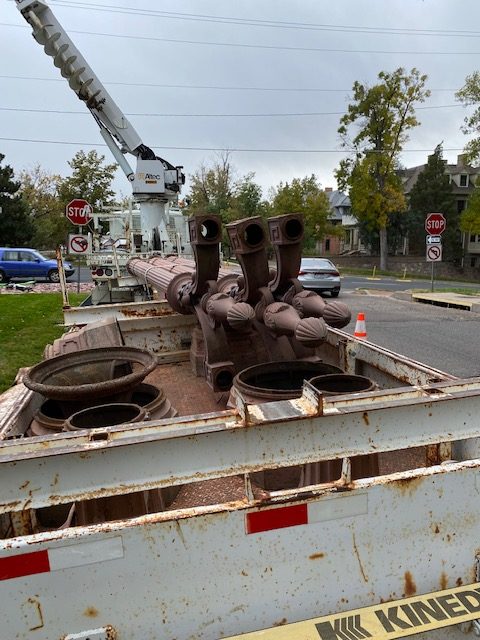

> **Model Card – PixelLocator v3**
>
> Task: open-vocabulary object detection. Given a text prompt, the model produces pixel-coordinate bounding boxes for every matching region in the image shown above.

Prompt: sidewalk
[392,289,480,312]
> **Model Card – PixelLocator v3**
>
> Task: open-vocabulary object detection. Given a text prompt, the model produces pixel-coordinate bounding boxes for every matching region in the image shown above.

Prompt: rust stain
[352,533,369,583]
[404,571,417,597]
[105,625,118,640]
[309,552,325,560]
[440,572,448,590]
[433,524,440,534]
[83,606,99,618]
[393,475,424,496]
[241,570,248,576]
[272,618,288,627]
[122,308,174,318]
[456,577,463,587]
[19,480,30,490]
[27,597,44,631]
[362,412,370,426]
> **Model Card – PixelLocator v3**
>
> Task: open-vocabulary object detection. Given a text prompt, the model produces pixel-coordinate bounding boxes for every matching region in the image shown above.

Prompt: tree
[267,175,338,251]
[187,152,266,247]
[0,153,34,246]
[336,67,430,270]
[188,152,234,220]
[57,150,117,212]
[407,145,459,260]
[456,72,480,165]
[460,187,480,236]
[18,165,65,250]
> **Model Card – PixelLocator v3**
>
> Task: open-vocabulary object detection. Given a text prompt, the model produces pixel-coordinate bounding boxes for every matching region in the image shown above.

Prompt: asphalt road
[339,289,480,378]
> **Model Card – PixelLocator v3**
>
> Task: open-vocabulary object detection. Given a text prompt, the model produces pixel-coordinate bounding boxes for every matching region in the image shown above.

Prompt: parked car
[297,257,341,297]
[0,248,74,283]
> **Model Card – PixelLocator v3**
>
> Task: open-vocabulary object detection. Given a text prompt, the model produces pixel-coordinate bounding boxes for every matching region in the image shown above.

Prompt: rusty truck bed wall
[2,302,480,640]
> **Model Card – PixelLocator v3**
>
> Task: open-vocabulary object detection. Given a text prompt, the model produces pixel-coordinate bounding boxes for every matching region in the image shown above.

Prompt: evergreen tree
[408,145,458,260]
[0,153,34,246]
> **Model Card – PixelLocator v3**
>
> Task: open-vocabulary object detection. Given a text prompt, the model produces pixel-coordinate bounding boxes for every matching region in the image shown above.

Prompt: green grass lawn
[0,293,85,393]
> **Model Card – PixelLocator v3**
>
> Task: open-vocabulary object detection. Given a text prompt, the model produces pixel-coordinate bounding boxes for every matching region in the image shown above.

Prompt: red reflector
[246,504,308,534]
[0,550,50,581]
[298,271,305,275]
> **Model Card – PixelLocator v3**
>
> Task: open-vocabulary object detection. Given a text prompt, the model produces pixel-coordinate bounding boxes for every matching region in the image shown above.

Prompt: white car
[297,257,341,297]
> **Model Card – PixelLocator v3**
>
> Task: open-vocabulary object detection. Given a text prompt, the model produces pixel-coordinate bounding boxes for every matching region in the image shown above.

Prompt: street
[340,289,480,378]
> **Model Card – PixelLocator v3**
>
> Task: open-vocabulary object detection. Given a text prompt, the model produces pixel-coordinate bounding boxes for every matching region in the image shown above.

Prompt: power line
[3,23,479,55]
[0,136,465,154]
[47,1,480,39]
[0,74,458,93]
[0,104,463,118]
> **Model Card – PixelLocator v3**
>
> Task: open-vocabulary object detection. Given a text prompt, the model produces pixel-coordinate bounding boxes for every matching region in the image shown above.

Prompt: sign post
[66,199,93,293]
[425,213,446,292]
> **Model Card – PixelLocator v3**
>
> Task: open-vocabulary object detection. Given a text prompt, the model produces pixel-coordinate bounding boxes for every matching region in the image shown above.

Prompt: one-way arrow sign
[426,235,442,244]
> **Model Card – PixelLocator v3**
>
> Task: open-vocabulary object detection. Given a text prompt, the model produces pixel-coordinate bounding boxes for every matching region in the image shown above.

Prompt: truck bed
[1,301,479,640]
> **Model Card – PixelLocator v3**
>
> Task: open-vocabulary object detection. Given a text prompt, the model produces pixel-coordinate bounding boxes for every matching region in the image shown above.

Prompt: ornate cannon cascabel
[226,217,271,305]
[263,302,328,348]
[267,213,304,298]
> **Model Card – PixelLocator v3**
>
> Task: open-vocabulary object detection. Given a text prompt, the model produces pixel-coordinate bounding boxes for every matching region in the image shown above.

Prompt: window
[3,251,19,260]
[325,238,330,252]
[460,174,469,187]
[19,251,34,262]
[471,234,477,242]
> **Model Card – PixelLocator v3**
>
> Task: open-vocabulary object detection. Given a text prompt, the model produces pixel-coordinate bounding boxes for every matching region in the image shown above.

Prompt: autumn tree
[267,175,337,251]
[407,145,459,260]
[460,187,480,236]
[0,153,34,246]
[18,164,64,250]
[456,72,480,165]
[188,152,234,220]
[336,67,430,270]
[57,150,117,213]
[187,152,265,247]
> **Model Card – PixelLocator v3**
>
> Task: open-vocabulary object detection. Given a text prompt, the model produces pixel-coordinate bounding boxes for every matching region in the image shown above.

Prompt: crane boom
[15,0,184,202]
[15,0,187,260]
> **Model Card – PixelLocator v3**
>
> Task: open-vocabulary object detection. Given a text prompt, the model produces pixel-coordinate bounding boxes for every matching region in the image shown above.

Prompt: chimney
[324,187,333,193]
[457,154,468,167]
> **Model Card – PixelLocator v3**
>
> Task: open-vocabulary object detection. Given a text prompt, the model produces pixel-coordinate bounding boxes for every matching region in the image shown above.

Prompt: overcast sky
[1,0,480,201]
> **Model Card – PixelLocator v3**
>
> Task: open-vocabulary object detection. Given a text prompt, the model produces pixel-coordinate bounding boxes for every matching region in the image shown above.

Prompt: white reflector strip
[246,493,368,534]
[223,582,480,639]
[0,536,124,581]
[49,536,124,571]
[308,492,368,524]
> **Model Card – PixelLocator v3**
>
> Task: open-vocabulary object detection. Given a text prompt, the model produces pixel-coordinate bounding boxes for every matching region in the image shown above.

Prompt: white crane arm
[16,0,145,157]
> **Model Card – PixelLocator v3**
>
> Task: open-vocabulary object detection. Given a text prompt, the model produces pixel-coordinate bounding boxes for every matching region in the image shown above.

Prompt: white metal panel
[1,379,480,513]
[1,462,480,639]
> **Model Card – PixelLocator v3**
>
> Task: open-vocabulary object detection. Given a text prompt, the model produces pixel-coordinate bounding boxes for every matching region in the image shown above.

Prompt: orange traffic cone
[354,312,367,339]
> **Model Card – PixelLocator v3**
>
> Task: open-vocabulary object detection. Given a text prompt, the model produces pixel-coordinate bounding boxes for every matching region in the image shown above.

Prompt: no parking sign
[68,233,91,255]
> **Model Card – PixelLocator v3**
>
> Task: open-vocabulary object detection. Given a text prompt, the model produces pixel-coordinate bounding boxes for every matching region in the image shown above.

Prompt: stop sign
[425,212,446,235]
[66,199,93,225]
